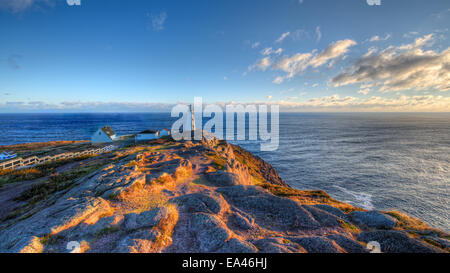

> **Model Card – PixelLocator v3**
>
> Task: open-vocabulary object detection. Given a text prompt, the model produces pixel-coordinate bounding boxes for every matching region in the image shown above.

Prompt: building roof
[138,130,158,134]
[100,126,116,137]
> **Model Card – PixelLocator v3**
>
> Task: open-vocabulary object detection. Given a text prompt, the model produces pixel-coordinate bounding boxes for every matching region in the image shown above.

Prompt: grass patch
[423,237,445,249]
[96,226,120,237]
[338,219,361,233]
[205,152,227,170]
[192,175,216,187]
[0,168,43,186]
[15,164,103,205]
[383,210,435,232]
[3,205,33,221]
[0,155,94,187]
[153,173,174,185]
[40,234,65,246]
[258,182,329,198]
[256,181,360,213]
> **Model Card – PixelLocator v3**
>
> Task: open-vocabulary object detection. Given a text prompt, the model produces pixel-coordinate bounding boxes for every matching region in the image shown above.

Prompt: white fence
[0,145,116,171]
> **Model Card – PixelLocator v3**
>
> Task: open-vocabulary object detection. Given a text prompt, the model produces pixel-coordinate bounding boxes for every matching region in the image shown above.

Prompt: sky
[0,0,449,112]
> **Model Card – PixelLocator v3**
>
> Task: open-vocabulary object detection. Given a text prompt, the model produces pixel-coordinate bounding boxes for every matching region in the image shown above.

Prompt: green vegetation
[0,155,93,187]
[338,219,360,233]
[205,152,226,170]
[255,181,361,213]
[97,226,120,237]
[382,210,449,240]
[15,164,103,205]
[0,168,44,187]
[192,175,216,187]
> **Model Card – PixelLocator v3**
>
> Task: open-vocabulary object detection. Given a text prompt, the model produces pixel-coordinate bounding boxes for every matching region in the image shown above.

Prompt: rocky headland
[0,134,448,253]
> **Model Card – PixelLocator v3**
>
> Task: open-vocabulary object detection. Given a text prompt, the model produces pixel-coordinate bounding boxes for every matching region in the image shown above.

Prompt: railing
[0,145,116,171]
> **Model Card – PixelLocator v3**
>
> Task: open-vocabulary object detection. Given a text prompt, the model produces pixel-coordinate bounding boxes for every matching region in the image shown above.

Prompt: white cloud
[274,48,283,54]
[291,29,310,41]
[251,42,260,48]
[309,39,357,67]
[275,32,290,43]
[332,34,450,92]
[260,47,283,56]
[312,83,319,87]
[358,88,371,95]
[267,95,273,99]
[298,0,304,4]
[246,57,271,74]
[403,31,419,38]
[0,0,52,13]
[398,33,433,50]
[272,76,285,84]
[271,39,357,83]
[148,11,167,31]
[369,33,391,42]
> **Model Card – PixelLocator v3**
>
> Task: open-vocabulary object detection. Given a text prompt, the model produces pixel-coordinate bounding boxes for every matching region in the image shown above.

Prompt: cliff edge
[0,135,448,253]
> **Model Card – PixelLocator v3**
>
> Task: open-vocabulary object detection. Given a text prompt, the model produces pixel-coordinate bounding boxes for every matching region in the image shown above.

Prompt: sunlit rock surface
[0,135,447,253]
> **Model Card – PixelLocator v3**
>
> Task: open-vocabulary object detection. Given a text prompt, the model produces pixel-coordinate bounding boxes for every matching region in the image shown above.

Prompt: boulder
[170,192,228,215]
[350,211,396,229]
[252,237,306,253]
[217,186,320,230]
[303,205,342,228]
[216,238,258,253]
[205,171,241,187]
[190,213,232,252]
[326,234,368,253]
[288,236,345,253]
[78,214,124,238]
[358,230,444,253]
[311,204,347,219]
[124,207,171,231]
[229,211,255,230]
[114,229,160,253]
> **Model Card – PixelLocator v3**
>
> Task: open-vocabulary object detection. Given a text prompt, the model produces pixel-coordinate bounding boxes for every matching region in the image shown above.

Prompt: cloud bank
[1,95,448,112]
[332,34,450,92]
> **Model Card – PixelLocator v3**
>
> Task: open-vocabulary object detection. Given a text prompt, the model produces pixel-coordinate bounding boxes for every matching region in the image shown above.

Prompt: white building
[159,128,171,136]
[91,126,117,144]
[135,130,159,141]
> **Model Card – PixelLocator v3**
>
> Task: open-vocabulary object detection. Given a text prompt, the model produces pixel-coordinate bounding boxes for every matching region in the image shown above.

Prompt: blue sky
[0,0,449,112]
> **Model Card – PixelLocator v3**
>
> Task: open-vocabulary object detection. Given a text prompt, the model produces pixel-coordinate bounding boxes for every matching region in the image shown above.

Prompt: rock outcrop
[0,135,447,253]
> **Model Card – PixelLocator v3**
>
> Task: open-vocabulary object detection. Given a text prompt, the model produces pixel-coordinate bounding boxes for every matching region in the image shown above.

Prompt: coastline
[0,137,448,253]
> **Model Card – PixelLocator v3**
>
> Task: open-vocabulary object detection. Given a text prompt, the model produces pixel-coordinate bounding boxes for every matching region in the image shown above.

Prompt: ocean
[0,112,449,232]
